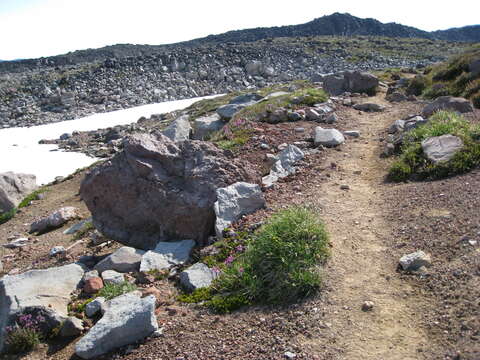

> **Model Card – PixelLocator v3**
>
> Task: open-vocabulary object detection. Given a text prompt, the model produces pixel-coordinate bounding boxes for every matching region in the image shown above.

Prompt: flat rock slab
[0,263,86,351]
[30,206,78,233]
[0,171,37,213]
[75,293,158,359]
[421,135,464,163]
[94,246,145,273]
[422,96,474,118]
[179,263,218,291]
[193,113,224,140]
[214,182,265,238]
[140,240,195,272]
[314,127,345,147]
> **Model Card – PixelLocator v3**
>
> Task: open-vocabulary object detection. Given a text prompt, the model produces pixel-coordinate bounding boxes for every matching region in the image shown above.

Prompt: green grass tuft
[97,282,137,301]
[388,111,480,181]
[5,328,41,354]
[207,207,330,313]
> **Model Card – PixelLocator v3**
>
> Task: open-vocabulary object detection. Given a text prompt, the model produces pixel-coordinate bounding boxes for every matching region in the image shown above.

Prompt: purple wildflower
[224,255,235,265]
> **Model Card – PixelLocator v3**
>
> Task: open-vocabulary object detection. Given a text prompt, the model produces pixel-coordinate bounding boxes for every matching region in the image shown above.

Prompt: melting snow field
[0,95,218,185]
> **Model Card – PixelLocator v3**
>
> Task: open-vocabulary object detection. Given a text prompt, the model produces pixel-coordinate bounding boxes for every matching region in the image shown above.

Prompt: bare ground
[1,94,478,359]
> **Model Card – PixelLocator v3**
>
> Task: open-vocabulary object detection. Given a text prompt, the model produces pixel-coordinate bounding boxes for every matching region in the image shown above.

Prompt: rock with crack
[422,96,474,118]
[421,135,464,163]
[214,182,265,238]
[0,263,86,351]
[314,127,345,147]
[74,293,158,359]
[80,132,255,250]
[179,263,218,291]
[140,239,195,272]
[30,206,78,234]
[0,172,37,213]
[262,145,304,187]
[162,115,191,142]
[193,113,225,140]
[94,246,145,273]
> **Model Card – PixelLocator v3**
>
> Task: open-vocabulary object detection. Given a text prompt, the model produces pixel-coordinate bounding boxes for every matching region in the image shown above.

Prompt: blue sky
[0,0,478,60]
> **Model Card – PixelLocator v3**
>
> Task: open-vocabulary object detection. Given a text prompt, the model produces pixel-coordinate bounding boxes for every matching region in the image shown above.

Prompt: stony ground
[1,92,479,359]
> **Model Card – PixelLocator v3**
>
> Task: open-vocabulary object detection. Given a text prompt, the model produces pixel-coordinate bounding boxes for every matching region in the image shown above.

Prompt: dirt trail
[304,96,435,359]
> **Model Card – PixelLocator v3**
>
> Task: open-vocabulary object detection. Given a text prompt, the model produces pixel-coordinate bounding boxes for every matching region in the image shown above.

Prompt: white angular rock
[2,237,30,249]
[0,263,86,351]
[179,263,218,291]
[82,270,99,282]
[262,145,304,187]
[0,172,37,213]
[140,240,195,272]
[399,251,431,271]
[102,270,125,285]
[214,182,265,238]
[50,246,66,256]
[193,113,224,140]
[30,206,78,233]
[162,115,191,142]
[75,293,158,359]
[421,135,464,163]
[314,127,345,147]
[94,246,145,273]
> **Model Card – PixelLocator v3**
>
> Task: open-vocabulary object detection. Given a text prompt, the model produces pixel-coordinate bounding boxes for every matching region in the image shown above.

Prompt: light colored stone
[179,263,218,291]
[0,263,86,351]
[262,145,304,187]
[214,182,265,238]
[2,237,30,249]
[60,316,84,337]
[50,246,66,256]
[314,127,345,147]
[85,297,105,318]
[30,206,77,233]
[162,115,191,142]
[94,246,145,273]
[0,172,37,213]
[193,113,224,140]
[421,135,464,163]
[75,293,158,359]
[102,270,125,285]
[399,251,431,271]
[140,240,195,272]
[63,218,92,235]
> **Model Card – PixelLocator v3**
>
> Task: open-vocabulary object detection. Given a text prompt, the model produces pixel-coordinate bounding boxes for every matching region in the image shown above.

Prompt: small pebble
[340,184,350,190]
[362,301,375,312]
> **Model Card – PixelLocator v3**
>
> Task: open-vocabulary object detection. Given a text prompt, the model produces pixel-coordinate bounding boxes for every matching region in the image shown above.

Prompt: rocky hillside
[0,36,471,128]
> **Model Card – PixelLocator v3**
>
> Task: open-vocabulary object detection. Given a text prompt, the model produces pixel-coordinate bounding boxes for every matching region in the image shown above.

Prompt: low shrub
[388,111,480,181]
[205,207,330,313]
[406,75,429,96]
[5,314,45,353]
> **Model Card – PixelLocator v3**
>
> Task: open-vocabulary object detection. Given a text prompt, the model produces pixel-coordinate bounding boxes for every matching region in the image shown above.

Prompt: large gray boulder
[193,113,225,140]
[80,132,254,250]
[179,263,218,291]
[421,135,464,163]
[0,263,86,351]
[214,182,265,238]
[162,115,191,142]
[262,145,304,187]
[323,71,379,96]
[314,127,345,147]
[75,293,158,359]
[140,239,195,272]
[422,96,474,118]
[0,172,37,213]
[94,246,145,273]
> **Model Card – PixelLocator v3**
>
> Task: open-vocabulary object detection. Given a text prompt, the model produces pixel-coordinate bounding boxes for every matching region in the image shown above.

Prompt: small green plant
[147,268,169,281]
[5,314,45,353]
[177,287,214,303]
[388,111,480,181]
[205,207,330,313]
[97,281,137,300]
